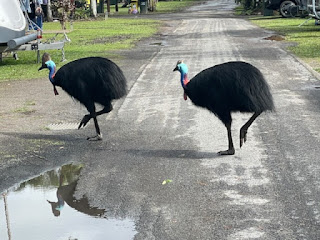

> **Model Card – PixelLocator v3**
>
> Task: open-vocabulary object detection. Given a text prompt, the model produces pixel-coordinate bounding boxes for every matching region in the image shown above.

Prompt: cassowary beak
[173,66,178,72]
[38,64,47,71]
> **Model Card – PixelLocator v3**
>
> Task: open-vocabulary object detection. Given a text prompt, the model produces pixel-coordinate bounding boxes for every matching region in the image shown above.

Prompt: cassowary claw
[240,129,247,148]
[87,134,103,141]
[78,114,91,129]
[218,149,235,156]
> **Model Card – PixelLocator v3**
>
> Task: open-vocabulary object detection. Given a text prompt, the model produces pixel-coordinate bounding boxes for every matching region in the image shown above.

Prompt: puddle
[263,35,285,41]
[301,85,320,90]
[149,41,168,46]
[47,122,80,130]
[150,42,162,46]
[0,164,136,240]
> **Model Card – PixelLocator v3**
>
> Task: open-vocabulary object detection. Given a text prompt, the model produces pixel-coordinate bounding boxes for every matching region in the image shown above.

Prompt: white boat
[0,0,26,44]
[0,0,67,63]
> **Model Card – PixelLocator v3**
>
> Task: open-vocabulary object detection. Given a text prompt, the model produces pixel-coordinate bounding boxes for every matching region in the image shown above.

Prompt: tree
[51,0,75,30]
[148,0,157,11]
[47,0,53,22]
[90,0,97,18]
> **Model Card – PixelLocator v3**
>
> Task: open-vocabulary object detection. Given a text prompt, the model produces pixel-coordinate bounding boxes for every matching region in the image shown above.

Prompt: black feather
[185,61,274,122]
[54,57,127,108]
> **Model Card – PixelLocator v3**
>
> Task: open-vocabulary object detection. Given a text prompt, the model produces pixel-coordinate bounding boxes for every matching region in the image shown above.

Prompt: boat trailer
[0,0,69,63]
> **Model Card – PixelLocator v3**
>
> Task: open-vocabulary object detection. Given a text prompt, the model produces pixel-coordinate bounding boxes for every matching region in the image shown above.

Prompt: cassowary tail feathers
[97,58,127,100]
[227,62,274,113]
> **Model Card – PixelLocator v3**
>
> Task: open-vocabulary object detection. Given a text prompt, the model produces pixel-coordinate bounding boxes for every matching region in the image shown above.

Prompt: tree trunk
[107,0,111,14]
[47,0,53,22]
[90,0,97,17]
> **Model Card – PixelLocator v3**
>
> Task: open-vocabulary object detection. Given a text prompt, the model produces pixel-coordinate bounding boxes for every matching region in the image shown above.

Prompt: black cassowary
[173,60,274,155]
[39,53,127,141]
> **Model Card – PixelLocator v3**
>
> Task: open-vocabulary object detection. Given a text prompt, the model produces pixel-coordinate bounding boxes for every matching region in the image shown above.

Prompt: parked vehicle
[265,0,299,17]
[266,0,320,18]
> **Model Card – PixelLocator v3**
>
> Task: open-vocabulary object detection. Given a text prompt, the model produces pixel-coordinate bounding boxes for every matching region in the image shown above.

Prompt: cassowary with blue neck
[174,60,274,155]
[39,53,127,141]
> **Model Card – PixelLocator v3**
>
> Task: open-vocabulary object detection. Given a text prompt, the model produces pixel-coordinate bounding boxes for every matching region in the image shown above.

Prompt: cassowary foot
[78,114,91,129]
[240,129,247,148]
[218,148,235,155]
[87,134,103,141]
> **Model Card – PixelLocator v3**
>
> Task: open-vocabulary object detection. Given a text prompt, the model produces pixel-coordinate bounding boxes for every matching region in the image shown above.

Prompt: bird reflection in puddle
[46,164,105,218]
[0,163,136,240]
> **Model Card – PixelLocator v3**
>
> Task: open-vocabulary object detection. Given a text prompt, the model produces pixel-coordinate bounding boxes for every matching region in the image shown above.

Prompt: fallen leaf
[162,179,172,185]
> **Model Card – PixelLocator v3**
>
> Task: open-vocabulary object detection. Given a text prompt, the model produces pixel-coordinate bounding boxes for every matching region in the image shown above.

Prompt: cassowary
[39,53,127,141]
[174,60,274,155]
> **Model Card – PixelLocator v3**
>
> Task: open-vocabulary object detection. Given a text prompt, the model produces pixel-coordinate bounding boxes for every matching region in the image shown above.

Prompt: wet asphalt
[2,0,320,239]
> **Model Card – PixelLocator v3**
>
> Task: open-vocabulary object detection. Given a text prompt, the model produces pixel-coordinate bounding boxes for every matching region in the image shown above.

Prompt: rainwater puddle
[0,164,136,240]
[47,122,80,130]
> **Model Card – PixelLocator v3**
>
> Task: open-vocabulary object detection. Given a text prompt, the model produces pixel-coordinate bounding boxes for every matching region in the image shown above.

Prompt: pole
[3,193,12,240]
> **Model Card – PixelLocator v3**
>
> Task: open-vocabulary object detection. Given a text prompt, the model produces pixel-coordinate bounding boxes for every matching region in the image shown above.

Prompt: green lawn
[0,18,159,81]
[250,16,320,72]
[107,0,197,14]
[156,0,196,13]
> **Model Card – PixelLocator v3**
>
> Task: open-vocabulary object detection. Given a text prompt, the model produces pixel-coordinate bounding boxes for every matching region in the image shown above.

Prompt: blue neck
[178,63,188,88]
[46,60,56,84]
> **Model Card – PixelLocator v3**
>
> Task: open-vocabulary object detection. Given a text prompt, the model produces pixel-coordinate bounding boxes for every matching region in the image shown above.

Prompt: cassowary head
[173,60,188,73]
[173,60,189,89]
[38,53,59,95]
[38,53,56,83]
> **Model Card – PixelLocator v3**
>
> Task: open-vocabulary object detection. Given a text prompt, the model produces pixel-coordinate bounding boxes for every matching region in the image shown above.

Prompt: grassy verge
[250,16,320,72]
[156,0,196,13]
[0,18,159,82]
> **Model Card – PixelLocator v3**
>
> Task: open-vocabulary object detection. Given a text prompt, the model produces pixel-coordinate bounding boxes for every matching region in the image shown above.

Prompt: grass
[250,16,320,71]
[13,100,36,113]
[107,0,197,14]
[156,0,196,13]
[234,5,244,16]
[0,18,159,82]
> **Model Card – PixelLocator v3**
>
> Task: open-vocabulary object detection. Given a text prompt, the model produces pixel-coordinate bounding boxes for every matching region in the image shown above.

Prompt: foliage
[238,0,262,14]
[73,7,90,19]
[51,0,76,29]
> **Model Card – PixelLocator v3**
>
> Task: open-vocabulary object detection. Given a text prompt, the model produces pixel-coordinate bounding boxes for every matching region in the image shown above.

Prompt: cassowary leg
[96,102,113,117]
[218,122,235,155]
[239,112,261,148]
[78,114,91,129]
[83,103,113,141]
[86,104,113,141]
[86,116,103,141]
[78,103,113,129]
